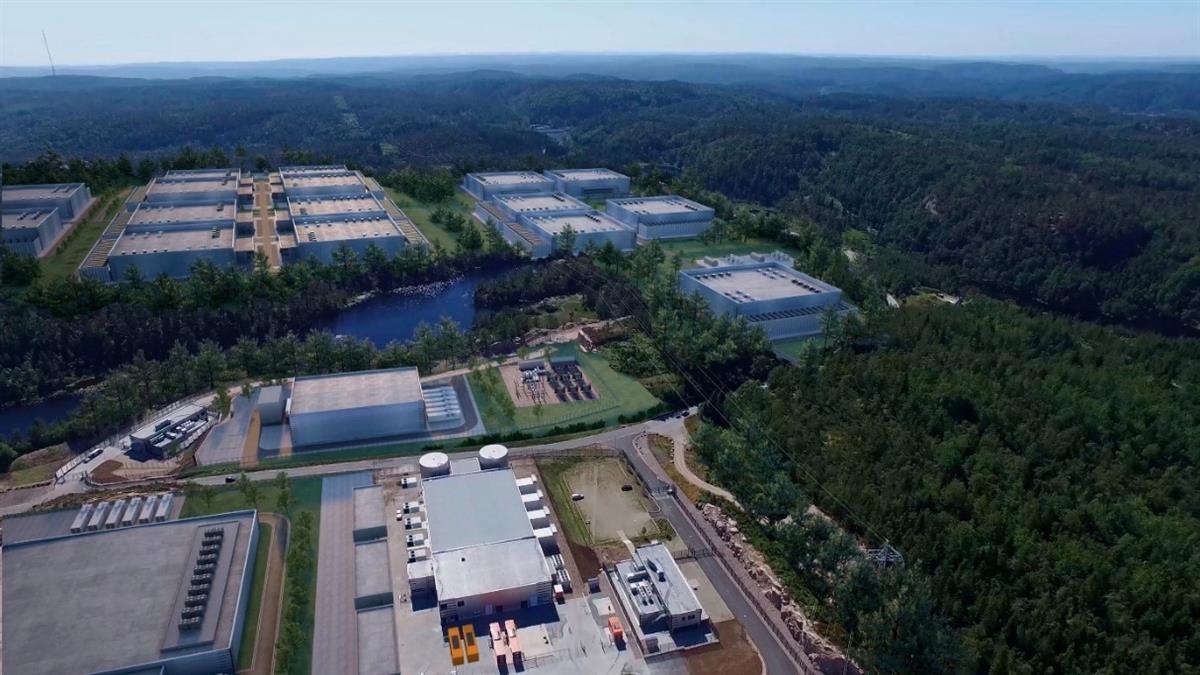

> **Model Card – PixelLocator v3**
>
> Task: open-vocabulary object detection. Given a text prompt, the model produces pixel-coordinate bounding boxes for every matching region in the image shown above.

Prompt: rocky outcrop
[700,503,862,675]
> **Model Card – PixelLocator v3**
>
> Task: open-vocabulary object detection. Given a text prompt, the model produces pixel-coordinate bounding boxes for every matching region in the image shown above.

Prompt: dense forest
[3,64,1199,672]
[695,301,1200,673]
[4,72,1197,329]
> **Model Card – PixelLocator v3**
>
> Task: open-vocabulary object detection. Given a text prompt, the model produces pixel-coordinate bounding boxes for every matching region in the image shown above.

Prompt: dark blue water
[322,275,483,347]
[0,394,82,439]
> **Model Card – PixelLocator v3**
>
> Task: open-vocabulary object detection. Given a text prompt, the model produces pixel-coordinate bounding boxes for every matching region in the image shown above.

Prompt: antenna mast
[42,31,56,76]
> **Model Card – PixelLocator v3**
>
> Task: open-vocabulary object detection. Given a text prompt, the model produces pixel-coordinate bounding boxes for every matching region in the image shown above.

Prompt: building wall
[750,305,858,340]
[520,218,636,257]
[1,210,63,257]
[289,400,426,447]
[145,186,237,204]
[462,174,554,201]
[545,172,631,199]
[678,264,842,318]
[438,580,553,624]
[294,233,407,264]
[605,199,714,241]
[2,183,91,221]
[490,197,589,223]
[108,246,236,281]
[499,222,551,259]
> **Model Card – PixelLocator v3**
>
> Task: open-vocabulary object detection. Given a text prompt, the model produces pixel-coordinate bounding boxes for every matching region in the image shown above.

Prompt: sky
[1,0,1197,67]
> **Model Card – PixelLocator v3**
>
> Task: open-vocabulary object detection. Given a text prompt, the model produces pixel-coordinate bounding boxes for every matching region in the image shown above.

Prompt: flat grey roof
[493,192,587,213]
[294,217,404,243]
[163,168,239,179]
[289,195,383,217]
[1,511,257,675]
[473,171,553,186]
[353,485,386,533]
[1,183,84,200]
[687,263,835,301]
[147,178,237,194]
[0,508,78,544]
[422,468,534,553]
[290,367,423,415]
[279,164,350,175]
[433,537,550,601]
[525,211,630,235]
[354,539,393,601]
[609,195,713,216]
[129,201,237,226]
[637,542,703,618]
[356,606,400,675]
[284,173,365,189]
[110,228,234,256]
[1,208,55,229]
[546,168,626,180]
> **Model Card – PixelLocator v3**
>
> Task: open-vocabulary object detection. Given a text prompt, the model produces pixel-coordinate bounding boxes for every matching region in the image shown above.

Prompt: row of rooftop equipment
[69,492,174,533]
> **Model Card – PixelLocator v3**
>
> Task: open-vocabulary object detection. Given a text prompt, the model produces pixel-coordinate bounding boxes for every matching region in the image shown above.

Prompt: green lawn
[385,188,475,250]
[537,458,592,546]
[469,342,661,435]
[237,522,273,670]
[181,477,322,675]
[658,236,804,271]
[772,335,826,363]
[39,185,136,281]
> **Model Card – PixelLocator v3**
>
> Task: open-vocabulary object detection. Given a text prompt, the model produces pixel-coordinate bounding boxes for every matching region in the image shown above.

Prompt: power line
[552,253,895,548]
[42,31,56,76]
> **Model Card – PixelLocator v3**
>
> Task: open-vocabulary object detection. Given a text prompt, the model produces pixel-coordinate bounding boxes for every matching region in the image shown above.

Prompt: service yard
[540,456,670,548]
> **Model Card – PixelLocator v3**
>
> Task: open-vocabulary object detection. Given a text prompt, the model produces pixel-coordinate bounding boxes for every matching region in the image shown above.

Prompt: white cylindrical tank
[479,444,510,470]
[419,451,450,478]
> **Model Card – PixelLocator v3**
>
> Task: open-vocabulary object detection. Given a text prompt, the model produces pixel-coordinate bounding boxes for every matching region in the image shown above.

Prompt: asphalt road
[312,471,373,675]
[612,433,804,675]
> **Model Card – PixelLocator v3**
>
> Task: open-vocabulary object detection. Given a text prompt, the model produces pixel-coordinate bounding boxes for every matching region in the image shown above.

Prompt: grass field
[385,188,475,250]
[771,335,825,363]
[657,236,803,271]
[539,456,669,547]
[39,185,136,281]
[181,477,322,675]
[237,521,272,670]
[2,444,71,486]
[469,343,660,434]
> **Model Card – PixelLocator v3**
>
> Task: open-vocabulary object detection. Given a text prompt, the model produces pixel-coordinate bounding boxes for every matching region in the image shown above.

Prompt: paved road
[614,433,804,675]
[312,472,373,675]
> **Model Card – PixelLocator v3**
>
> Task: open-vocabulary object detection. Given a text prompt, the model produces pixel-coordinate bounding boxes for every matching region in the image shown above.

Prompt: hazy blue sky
[2,0,1197,66]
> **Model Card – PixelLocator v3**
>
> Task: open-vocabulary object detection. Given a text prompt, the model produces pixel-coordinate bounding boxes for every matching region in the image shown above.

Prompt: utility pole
[42,31,56,76]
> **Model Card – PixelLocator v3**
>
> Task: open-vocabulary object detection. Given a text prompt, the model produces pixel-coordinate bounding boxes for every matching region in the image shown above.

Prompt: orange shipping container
[462,624,480,663]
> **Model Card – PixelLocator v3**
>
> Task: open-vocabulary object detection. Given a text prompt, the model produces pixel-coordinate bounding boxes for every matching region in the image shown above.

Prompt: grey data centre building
[606,195,715,241]
[286,367,428,447]
[679,252,857,340]
[462,171,555,200]
[1,510,259,675]
[543,168,630,199]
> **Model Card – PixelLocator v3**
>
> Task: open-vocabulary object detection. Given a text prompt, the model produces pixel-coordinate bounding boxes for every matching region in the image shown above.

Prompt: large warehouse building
[606,195,715,241]
[462,171,554,200]
[416,464,554,624]
[1,182,94,257]
[1,182,92,221]
[284,367,467,448]
[105,201,240,279]
[274,166,422,262]
[145,169,241,203]
[2,510,259,675]
[678,251,857,340]
[543,168,630,199]
[277,165,377,198]
[518,211,636,259]
[478,192,590,224]
[1,207,63,257]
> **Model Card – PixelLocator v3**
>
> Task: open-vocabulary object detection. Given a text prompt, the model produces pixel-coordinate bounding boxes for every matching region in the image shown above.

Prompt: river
[0,393,83,440]
[320,274,488,347]
[2,273,500,439]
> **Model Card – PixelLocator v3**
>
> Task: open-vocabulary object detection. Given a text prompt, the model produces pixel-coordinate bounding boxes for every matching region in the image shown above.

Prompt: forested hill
[3,72,1198,330]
